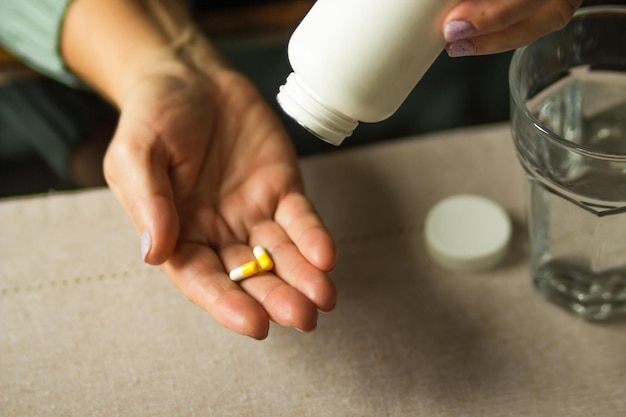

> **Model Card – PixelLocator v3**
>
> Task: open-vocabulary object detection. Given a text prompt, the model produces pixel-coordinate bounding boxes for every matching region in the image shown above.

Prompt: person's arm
[61,0,224,106]
[61,0,337,340]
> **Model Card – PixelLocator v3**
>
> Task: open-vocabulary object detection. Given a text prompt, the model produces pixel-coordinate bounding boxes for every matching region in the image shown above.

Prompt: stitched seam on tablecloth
[1,267,155,296]
[2,225,422,295]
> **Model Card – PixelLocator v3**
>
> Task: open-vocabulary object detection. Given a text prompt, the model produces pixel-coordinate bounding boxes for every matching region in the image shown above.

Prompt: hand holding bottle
[444,0,583,56]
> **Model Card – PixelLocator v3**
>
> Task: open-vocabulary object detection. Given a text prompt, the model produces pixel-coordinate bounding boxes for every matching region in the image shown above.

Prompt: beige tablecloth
[2,124,625,416]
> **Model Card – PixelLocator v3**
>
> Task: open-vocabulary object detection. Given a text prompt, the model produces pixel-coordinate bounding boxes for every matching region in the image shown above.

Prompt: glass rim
[509,4,626,161]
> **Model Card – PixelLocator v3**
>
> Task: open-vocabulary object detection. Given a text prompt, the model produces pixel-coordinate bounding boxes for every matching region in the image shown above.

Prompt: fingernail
[447,39,476,57]
[141,231,151,262]
[444,20,475,42]
[295,324,317,333]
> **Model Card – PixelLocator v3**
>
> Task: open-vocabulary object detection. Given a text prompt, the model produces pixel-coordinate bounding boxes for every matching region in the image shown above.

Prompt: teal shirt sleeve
[0,0,84,87]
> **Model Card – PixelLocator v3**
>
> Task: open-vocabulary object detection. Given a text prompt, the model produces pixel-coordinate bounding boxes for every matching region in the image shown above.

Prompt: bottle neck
[277,72,358,146]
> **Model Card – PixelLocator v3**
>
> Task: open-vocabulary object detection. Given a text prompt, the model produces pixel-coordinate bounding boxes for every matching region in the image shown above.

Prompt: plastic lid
[277,72,358,146]
[424,194,512,272]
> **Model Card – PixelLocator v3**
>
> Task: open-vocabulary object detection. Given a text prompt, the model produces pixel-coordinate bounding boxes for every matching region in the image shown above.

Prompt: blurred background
[0,0,512,198]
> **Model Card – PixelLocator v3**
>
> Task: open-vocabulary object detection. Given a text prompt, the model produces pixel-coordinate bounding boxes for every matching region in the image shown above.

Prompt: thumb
[104,118,180,265]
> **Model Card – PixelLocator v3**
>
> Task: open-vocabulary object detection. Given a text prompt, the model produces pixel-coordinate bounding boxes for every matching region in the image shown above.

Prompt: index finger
[444,0,581,55]
[444,0,552,41]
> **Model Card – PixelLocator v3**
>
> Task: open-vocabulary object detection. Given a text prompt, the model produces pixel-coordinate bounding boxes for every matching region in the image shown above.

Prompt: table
[2,124,625,416]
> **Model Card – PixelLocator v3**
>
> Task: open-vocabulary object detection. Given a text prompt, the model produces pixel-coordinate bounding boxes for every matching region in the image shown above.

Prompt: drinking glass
[509,5,626,320]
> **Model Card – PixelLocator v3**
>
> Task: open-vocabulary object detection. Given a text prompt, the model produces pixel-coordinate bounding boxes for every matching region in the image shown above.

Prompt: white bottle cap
[277,72,358,146]
[424,194,512,272]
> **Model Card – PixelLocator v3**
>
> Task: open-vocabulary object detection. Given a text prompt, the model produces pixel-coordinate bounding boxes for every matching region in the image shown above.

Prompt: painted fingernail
[141,231,151,262]
[444,20,475,42]
[447,39,476,57]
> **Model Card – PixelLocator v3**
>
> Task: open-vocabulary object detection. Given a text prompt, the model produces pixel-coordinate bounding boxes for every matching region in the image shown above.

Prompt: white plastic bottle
[277,0,460,145]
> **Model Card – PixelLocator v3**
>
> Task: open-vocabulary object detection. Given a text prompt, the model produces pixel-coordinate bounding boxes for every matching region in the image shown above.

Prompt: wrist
[61,0,228,107]
[116,26,230,109]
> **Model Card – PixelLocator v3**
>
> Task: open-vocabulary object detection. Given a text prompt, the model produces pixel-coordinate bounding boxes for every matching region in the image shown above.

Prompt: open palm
[104,66,337,339]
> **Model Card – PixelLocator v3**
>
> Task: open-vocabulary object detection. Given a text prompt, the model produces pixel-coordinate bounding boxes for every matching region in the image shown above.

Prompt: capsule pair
[229,246,274,282]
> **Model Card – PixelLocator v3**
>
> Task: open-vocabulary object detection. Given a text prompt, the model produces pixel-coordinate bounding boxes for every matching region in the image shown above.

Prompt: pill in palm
[229,261,260,282]
[253,246,274,271]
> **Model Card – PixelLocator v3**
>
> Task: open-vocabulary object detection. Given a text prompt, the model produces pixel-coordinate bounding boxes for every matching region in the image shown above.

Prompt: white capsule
[229,261,259,282]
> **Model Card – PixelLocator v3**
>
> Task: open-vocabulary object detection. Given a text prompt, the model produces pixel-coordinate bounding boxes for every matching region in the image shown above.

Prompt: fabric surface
[2,124,625,416]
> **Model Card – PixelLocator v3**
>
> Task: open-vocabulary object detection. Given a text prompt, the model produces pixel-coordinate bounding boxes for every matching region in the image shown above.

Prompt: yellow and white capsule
[229,261,259,282]
[253,246,274,271]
